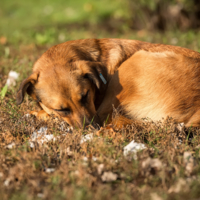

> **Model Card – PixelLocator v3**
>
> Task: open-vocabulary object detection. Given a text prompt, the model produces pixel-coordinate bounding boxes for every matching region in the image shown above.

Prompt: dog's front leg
[96,71,122,125]
[30,102,57,121]
[30,110,50,121]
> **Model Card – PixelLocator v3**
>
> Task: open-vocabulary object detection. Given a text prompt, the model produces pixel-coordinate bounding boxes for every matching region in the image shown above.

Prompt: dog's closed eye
[81,90,89,105]
[54,108,71,115]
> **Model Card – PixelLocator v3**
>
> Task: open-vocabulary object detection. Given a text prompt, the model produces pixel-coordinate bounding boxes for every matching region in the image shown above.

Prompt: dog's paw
[30,110,50,121]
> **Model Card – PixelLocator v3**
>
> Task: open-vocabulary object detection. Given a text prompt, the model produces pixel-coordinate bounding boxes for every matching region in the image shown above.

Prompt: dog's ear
[80,61,105,89]
[16,72,39,105]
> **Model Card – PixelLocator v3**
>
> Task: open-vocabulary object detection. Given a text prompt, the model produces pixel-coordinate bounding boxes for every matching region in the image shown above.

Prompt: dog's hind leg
[185,109,200,127]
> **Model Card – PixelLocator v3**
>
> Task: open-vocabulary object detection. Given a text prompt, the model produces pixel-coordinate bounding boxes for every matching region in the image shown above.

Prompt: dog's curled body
[16,38,200,127]
[102,50,200,127]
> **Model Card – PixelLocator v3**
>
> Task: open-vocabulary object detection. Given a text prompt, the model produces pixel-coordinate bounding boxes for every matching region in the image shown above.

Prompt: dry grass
[1,48,200,200]
[1,42,200,200]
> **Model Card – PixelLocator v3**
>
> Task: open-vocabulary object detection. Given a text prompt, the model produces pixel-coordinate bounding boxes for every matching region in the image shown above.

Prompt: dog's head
[16,59,105,128]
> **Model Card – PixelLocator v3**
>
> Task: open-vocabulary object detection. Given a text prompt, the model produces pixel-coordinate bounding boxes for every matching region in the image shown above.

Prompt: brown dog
[16,38,200,128]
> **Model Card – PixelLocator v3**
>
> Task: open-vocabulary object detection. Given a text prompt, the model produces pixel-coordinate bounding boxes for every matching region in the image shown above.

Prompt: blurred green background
[0,0,200,48]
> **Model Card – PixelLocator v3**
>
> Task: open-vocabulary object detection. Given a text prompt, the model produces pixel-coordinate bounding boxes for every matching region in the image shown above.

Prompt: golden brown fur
[16,38,200,128]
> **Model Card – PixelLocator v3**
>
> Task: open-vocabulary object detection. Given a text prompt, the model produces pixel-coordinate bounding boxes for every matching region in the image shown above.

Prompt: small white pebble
[176,122,185,132]
[45,168,55,173]
[31,126,48,140]
[37,193,44,198]
[80,133,94,144]
[66,126,73,133]
[5,142,15,149]
[97,164,104,175]
[123,140,146,159]
[23,113,30,118]
[29,142,35,148]
[82,157,88,162]
[92,157,98,161]
[101,172,118,182]
[6,71,19,87]
[82,156,98,162]
[8,71,19,79]
[29,126,67,147]
[4,178,10,186]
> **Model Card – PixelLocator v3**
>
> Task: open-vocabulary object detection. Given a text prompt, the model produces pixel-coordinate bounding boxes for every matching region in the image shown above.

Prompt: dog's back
[116,50,200,127]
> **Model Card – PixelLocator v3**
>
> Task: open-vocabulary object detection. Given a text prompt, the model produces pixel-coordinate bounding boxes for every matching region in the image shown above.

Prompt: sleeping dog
[16,39,200,128]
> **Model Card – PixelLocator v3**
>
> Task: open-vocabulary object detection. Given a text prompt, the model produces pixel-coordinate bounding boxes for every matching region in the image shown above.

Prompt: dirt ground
[0,44,200,200]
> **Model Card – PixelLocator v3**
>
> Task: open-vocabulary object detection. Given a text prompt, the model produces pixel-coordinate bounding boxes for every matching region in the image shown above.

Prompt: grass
[0,0,130,45]
[1,0,200,199]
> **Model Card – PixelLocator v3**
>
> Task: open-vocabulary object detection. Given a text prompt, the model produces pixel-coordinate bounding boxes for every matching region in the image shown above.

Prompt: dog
[16,38,200,128]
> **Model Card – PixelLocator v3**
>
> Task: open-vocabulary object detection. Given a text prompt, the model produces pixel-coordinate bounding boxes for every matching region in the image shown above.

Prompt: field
[1,0,200,199]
